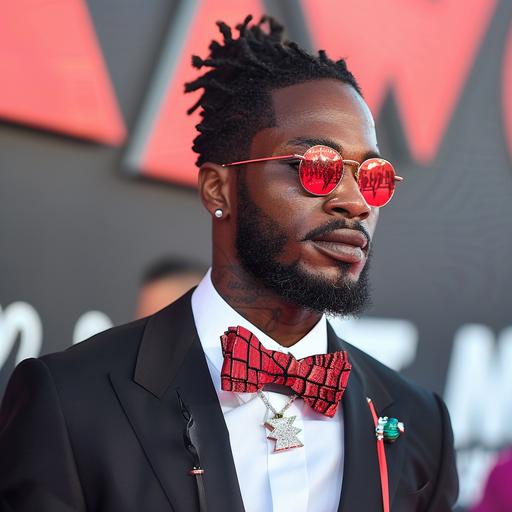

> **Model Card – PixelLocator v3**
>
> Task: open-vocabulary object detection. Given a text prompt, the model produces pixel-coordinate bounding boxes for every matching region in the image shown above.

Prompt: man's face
[234,79,380,315]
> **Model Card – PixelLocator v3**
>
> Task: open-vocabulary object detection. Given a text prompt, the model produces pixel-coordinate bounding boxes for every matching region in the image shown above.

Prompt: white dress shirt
[191,270,344,512]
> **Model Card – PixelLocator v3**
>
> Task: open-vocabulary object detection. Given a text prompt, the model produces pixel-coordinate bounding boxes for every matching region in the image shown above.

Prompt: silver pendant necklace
[257,390,304,452]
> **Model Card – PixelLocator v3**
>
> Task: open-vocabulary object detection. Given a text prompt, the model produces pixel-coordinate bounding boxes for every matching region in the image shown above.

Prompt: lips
[310,229,369,264]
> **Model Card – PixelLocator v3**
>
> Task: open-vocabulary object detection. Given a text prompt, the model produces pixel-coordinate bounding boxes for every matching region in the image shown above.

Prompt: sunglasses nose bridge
[342,159,362,181]
[325,164,371,219]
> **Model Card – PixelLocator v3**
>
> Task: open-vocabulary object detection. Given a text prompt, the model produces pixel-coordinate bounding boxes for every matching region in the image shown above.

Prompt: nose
[322,165,371,220]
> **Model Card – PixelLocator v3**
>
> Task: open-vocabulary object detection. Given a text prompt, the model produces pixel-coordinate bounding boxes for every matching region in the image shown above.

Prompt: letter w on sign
[302,0,497,163]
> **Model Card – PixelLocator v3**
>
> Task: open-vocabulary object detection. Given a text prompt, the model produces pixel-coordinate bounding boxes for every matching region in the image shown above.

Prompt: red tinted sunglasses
[222,145,403,207]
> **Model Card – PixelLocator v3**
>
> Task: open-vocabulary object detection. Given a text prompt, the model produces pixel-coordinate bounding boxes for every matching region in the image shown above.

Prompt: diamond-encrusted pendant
[265,415,304,452]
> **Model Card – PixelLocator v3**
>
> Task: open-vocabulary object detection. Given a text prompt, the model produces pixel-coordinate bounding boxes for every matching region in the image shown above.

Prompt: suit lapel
[328,325,407,511]
[110,291,245,512]
[172,338,245,511]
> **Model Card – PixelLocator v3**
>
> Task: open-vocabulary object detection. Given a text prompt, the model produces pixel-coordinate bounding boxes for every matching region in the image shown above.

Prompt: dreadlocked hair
[185,15,362,167]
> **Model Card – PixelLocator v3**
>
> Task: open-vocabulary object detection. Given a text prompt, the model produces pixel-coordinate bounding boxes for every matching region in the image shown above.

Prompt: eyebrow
[286,137,383,161]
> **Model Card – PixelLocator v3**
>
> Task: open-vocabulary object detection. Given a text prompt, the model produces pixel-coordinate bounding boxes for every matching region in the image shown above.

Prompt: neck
[211,262,322,348]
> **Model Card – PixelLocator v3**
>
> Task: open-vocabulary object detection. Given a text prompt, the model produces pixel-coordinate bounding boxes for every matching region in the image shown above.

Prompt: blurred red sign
[0,0,126,145]
[301,0,497,164]
[126,0,264,186]
[131,0,499,185]
[1,0,510,179]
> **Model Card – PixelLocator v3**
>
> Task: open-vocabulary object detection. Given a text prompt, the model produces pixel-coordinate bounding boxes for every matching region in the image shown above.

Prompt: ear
[198,162,232,219]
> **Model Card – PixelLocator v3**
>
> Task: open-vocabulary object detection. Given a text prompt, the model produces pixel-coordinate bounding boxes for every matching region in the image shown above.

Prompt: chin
[343,259,368,282]
[299,260,365,286]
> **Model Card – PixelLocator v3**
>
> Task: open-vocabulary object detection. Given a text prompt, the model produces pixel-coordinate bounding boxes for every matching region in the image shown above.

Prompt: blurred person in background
[135,257,204,318]
[469,449,512,512]
[0,15,458,512]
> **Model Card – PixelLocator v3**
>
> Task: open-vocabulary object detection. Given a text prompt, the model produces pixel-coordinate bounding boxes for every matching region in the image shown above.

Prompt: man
[134,257,204,319]
[0,16,458,511]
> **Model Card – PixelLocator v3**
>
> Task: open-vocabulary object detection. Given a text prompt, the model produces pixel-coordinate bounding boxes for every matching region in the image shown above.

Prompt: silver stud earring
[214,208,223,218]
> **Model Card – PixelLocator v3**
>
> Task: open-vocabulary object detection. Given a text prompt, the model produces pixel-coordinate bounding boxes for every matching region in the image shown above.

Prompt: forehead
[252,79,378,157]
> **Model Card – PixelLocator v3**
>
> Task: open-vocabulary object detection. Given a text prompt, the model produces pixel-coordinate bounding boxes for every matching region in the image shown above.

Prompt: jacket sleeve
[0,358,86,511]
[426,393,459,511]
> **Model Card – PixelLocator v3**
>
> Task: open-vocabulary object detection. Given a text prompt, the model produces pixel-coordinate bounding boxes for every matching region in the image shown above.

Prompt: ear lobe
[198,162,231,218]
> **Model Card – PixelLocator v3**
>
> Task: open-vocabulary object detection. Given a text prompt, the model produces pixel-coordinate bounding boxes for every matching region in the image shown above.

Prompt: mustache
[302,220,371,247]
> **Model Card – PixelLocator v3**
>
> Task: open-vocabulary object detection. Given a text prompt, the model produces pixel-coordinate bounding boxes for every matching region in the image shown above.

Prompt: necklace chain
[257,389,297,418]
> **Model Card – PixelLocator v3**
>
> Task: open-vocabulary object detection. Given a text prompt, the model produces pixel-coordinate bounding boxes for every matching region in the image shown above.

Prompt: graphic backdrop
[1,1,511,509]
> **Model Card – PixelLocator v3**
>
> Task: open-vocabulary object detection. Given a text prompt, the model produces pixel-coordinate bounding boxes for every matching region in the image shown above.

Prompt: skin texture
[199,79,380,347]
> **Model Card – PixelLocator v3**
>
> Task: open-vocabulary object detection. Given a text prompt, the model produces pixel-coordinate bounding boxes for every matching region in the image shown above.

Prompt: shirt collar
[191,269,328,375]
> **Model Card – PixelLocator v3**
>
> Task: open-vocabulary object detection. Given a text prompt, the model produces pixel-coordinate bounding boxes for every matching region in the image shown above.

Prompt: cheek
[366,207,380,237]
[245,167,312,229]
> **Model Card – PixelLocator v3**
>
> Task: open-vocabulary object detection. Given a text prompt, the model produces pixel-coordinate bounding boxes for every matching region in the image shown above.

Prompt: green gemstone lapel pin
[376,416,405,443]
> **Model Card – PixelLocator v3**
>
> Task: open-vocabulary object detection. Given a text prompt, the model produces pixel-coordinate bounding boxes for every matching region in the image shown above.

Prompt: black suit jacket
[0,290,458,511]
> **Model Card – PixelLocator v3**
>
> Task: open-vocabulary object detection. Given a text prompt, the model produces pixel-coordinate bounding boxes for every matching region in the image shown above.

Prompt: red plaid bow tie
[220,325,351,417]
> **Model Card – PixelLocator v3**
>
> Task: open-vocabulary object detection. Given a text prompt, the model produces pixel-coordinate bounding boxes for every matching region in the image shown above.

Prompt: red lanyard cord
[367,398,390,512]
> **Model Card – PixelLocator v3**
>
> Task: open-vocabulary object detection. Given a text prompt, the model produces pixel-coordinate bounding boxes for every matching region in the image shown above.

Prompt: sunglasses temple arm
[222,154,303,167]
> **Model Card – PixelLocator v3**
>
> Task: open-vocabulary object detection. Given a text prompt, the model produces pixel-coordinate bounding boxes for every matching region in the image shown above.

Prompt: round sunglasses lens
[299,146,343,195]
[358,159,396,207]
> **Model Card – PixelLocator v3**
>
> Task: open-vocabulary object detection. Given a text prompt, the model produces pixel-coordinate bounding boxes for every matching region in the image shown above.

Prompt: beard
[235,177,372,316]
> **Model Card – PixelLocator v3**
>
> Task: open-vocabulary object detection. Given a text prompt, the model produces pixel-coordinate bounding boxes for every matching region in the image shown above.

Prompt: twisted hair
[185,15,362,167]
